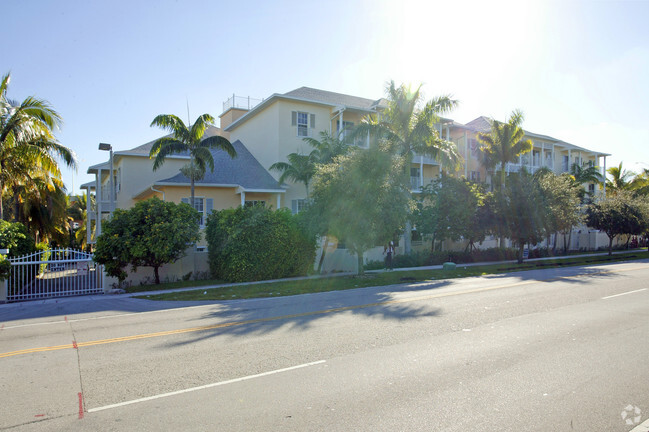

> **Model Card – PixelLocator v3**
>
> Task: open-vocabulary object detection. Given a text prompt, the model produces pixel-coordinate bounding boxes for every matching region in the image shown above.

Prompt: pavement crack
[67,319,86,416]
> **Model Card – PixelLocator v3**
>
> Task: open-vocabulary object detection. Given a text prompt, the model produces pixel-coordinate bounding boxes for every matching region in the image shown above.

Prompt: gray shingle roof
[156,138,282,191]
[283,86,386,111]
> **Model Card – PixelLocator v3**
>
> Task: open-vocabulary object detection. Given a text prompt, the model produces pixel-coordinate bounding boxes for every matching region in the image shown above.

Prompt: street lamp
[98,143,114,213]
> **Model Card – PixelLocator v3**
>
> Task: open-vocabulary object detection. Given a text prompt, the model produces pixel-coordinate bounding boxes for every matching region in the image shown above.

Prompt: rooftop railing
[222,94,263,113]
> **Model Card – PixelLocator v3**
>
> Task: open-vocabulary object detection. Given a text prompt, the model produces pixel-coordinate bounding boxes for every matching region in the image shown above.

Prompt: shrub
[365,247,525,270]
[0,221,35,257]
[206,205,316,282]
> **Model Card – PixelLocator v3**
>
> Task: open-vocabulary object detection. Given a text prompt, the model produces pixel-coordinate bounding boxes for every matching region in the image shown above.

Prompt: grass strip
[136,252,647,302]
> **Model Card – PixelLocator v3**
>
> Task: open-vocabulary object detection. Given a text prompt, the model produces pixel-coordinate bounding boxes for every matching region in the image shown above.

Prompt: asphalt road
[1,260,649,431]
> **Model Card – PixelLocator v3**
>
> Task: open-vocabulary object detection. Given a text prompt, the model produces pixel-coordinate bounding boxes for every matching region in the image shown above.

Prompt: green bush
[0,255,10,281]
[365,247,524,270]
[0,221,35,257]
[206,206,316,282]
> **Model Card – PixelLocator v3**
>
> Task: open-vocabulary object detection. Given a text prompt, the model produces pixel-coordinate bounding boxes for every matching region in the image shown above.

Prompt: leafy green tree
[0,220,34,257]
[586,191,648,255]
[0,72,77,220]
[149,114,236,204]
[414,175,486,253]
[206,205,316,282]
[497,171,545,263]
[308,146,411,275]
[354,81,460,253]
[302,131,349,273]
[94,198,200,284]
[477,109,533,191]
[535,170,583,253]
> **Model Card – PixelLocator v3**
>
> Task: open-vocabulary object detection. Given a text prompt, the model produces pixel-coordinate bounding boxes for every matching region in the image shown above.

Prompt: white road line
[601,288,647,300]
[87,360,326,413]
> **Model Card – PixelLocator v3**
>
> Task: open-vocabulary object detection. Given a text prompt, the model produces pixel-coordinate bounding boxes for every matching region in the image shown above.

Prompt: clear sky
[3,0,649,194]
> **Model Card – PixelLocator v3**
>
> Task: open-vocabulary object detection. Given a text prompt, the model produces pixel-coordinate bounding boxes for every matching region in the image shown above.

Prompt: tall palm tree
[0,72,76,220]
[606,162,634,193]
[270,151,318,198]
[149,114,236,204]
[477,109,533,190]
[354,81,461,253]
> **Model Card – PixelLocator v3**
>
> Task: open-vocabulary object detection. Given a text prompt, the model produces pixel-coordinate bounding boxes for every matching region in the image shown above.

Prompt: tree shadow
[158,282,448,348]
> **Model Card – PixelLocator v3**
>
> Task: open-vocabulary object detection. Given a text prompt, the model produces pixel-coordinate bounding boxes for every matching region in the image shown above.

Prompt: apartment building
[85,86,610,277]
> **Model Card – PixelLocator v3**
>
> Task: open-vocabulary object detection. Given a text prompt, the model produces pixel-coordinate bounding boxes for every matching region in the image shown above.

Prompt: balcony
[222,94,262,113]
[410,176,434,191]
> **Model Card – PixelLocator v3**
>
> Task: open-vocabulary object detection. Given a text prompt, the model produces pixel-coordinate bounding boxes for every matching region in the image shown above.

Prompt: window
[181,197,213,226]
[291,199,308,214]
[469,138,479,157]
[588,184,595,195]
[292,111,315,137]
[337,120,354,140]
[470,171,481,182]
[244,200,265,207]
[562,155,569,172]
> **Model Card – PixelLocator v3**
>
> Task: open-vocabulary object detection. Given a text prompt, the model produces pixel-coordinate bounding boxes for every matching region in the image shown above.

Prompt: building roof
[152,138,283,191]
[225,86,386,132]
[283,86,388,111]
[458,116,611,156]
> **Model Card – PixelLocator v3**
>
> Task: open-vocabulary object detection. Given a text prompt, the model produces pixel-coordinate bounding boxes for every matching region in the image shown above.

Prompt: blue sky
[3,0,649,194]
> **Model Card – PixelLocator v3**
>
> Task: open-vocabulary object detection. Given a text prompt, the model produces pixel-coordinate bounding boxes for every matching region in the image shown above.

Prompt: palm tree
[149,114,236,204]
[606,162,634,193]
[0,72,77,220]
[270,151,318,198]
[354,81,461,253]
[477,109,533,190]
[570,161,604,200]
[303,130,349,164]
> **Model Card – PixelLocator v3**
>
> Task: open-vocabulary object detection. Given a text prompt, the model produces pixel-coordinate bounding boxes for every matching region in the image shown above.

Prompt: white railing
[4,248,103,302]
[222,94,262,113]
[410,176,434,191]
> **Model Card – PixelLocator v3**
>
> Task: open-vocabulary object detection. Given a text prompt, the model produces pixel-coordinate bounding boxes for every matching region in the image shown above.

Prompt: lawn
[136,251,647,302]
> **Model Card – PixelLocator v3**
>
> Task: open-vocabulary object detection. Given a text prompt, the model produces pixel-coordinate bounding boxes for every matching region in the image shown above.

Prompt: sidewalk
[1,249,646,309]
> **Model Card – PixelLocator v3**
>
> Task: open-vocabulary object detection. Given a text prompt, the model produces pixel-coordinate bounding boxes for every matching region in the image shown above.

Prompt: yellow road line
[1,264,647,359]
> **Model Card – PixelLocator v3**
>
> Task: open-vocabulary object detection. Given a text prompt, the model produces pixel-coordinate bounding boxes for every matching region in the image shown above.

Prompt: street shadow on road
[160,282,448,347]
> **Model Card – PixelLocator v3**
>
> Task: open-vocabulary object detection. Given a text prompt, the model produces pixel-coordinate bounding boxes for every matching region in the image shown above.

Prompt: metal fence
[3,248,104,302]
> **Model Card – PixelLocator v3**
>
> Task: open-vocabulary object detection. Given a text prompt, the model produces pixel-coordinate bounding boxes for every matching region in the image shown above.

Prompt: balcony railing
[410,176,434,191]
[222,94,262,113]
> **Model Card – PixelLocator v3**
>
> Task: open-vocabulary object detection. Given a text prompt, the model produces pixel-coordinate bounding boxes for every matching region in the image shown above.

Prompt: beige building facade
[85,86,611,279]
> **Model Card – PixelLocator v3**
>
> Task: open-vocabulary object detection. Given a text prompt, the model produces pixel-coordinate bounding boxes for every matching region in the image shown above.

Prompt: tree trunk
[518,242,524,264]
[404,220,412,254]
[567,230,573,252]
[357,251,364,275]
[317,235,328,274]
[608,235,614,256]
[552,232,558,254]
[154,266,161,284]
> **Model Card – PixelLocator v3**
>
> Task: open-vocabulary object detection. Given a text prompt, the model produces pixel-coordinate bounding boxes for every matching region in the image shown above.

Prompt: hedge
[206,206,316,282]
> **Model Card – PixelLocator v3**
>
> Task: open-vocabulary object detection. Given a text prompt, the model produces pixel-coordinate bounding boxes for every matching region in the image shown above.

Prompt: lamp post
[98,143,114,213]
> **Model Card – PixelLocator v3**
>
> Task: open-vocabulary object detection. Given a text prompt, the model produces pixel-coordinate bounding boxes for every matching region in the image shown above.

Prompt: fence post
[1,279,6,303]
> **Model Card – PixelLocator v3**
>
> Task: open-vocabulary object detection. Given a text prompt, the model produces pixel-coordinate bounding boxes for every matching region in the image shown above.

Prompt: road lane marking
[87,360,326,413]
[2,264,649,359]
[601,288,647,300]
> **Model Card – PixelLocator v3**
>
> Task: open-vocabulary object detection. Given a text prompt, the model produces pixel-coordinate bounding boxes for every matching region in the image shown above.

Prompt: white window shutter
[310,113,315,128]
[291,111,297,126]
